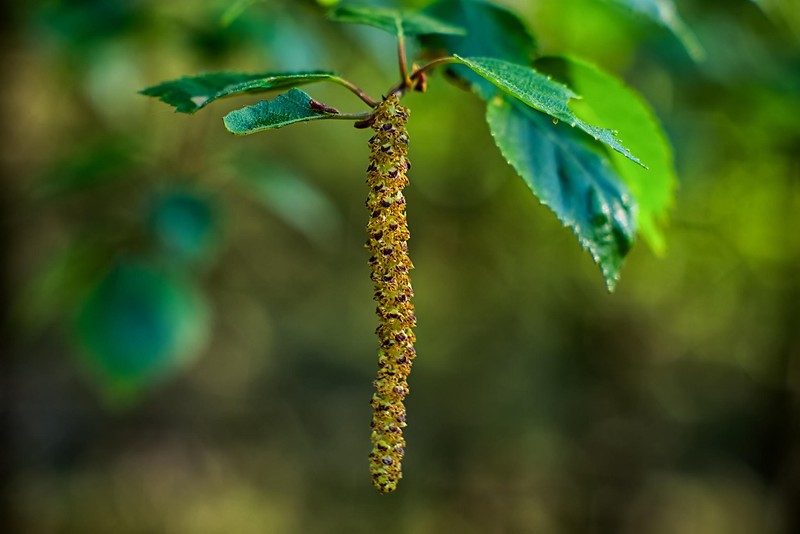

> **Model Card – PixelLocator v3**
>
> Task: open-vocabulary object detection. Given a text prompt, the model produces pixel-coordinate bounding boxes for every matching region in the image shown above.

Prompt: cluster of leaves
[142,0,681,290]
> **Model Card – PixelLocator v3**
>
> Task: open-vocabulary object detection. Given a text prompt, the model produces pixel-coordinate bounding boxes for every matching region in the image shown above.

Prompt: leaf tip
[604,276,619,293]
[222,112,243,135]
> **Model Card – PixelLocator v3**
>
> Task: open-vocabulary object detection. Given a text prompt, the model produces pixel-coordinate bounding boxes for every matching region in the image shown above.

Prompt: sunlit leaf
[454,55,644,167]
[536,56,675,254]
[606,0,705,61]
[328,5,465,37]
[487,95,637,290]
[223,88,338,135]
[140,71,336,113]
[415,6,648,286]
[420,0,538,99]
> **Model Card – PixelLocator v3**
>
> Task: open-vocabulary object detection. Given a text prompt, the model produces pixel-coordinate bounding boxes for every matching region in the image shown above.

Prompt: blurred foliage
[2,0,800,533]
[74,261,210,402]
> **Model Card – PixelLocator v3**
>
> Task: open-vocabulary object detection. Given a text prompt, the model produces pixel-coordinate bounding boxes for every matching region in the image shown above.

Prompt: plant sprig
[140,0,681,492]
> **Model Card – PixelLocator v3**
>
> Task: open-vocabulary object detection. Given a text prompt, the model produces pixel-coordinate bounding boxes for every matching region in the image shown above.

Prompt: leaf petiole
[396,16,411,88]
[329,111,374,121]
[328,76,379,108]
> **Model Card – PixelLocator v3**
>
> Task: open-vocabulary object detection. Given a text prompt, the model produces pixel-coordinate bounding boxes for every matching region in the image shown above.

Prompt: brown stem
[388,56,460,98]
[396,21,411,89]
[329,76,379,108]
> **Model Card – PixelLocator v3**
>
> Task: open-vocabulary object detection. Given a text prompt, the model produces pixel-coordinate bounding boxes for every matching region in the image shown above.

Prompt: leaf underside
[536,56,675,254]
[223,88,336,135]
[328,5,465,37]
[487,95,637,290]
[140,71,336,113]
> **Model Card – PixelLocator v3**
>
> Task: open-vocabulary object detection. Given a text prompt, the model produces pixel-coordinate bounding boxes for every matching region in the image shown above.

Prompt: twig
[396,18,411,88]
[388,56,460,97]
[328,111,374,121]
[328,76,379,108]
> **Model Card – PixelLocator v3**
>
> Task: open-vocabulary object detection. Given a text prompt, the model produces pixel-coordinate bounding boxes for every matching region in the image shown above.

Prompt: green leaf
[17,239,111,331]
[238,162,342,249]
[487,95,637,290]
[140,71,336,113]
[420,0,537,99]
[536,56,675,254]
[328,5,465,37]
[148,189,220,264]
[74,261,210,402]
[220,0,264,27]
[223,88,337,135]
[454,56,644,167]
[607,0,705,61]
[35,137,136,198]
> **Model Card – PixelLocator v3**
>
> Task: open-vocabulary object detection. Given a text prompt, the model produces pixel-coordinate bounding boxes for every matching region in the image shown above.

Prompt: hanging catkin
[366,94,416,493]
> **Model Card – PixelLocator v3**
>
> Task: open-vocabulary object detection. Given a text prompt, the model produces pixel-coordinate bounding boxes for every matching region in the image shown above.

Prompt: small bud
[309,99,340,114]
[413,71,428,93]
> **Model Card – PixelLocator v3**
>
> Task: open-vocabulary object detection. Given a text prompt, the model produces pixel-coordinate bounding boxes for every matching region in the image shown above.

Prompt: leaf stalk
[329,76,379,108]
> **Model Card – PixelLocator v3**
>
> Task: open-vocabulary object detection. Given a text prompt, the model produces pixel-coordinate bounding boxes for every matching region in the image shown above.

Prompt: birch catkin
[366,95,416,493]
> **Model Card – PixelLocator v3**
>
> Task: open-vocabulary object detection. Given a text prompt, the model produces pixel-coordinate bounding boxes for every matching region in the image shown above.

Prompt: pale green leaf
[239,162,342,249]
[220,0,263,27]
[606,0,705,61]
[140,71,336,113]
[223,88,337,135]
[536,56,675,254]
[454,55,644,167]
[487,95,637,290]
[328,5,465,37]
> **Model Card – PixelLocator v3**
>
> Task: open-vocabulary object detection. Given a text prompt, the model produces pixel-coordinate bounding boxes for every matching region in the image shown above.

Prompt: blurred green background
[1,0,799,532]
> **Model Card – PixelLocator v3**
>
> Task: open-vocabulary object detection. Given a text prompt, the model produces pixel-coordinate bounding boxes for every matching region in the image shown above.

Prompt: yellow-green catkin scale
[366,95,416,493]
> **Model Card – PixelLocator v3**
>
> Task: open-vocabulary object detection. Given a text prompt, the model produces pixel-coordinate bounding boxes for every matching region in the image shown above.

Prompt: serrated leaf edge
[486,96,635,291]
[140,72,337,114]
[453,55,647,169]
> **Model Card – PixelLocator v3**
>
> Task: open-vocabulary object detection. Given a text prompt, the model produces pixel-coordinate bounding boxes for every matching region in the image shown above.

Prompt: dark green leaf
[140,71,336,113]
[328,5,465,37]
[455,56,643,167]
[607,0,705,61]
[420,0,537,98]
[223,88,337,135]
[149,190,220,264]
[36,138,136,198]
[74,262,210,401]
[536,56,675,254]
[487,95,637,290]
[18,239,111,331]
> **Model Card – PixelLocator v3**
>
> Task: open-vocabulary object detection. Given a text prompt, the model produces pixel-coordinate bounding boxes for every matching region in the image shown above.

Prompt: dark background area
[1,0,799,532]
